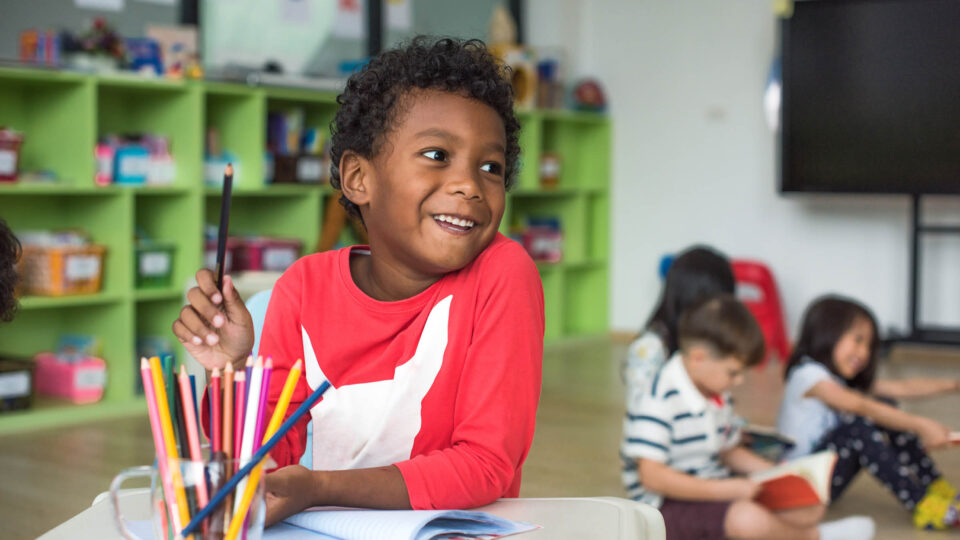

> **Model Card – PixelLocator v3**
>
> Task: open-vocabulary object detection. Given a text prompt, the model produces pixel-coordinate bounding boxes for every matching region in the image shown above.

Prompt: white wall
[530,0,960,337]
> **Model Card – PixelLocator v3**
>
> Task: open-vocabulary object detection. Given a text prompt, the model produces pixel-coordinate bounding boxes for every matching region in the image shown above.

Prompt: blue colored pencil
[177,380,330,538]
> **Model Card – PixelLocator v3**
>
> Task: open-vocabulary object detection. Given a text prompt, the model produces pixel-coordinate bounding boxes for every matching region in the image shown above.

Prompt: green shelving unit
[0,67,610,433]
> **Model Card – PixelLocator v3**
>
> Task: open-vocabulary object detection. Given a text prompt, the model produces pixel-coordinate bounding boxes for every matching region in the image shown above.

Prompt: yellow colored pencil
[150,356,194,540]
[225,360,303,540]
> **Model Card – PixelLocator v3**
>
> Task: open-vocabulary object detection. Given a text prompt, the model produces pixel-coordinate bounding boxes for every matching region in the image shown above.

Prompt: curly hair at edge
[0,218,21,322]
[329,36,521,222]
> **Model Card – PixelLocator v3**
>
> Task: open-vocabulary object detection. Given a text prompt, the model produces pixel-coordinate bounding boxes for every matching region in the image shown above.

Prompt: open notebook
[128,508,538,540]
[263,508,539,540]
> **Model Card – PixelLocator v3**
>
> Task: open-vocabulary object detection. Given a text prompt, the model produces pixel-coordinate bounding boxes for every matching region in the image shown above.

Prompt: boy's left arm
[720,446,774,475]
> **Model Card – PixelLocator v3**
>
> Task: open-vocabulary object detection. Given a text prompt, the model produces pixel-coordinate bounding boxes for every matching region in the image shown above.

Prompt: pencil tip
[225,163,233,176]
[179,365,186,375]
[212,367,221,377]
[140,357,148,368]
[264,357,273,369]
[236,371,245,381]
[293,359,303,370]
[246,356,254,367]
[254,356,263,368]
[225,361,234,373]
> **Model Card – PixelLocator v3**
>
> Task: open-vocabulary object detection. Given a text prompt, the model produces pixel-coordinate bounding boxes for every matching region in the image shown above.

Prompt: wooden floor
[2,339,958,539]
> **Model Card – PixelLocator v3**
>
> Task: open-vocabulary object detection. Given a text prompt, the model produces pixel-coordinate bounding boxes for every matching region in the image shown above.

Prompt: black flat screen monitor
[780,0,960,194]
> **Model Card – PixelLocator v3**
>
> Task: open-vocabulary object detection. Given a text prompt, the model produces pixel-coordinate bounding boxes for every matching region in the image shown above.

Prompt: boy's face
[683,344,747,397]
[353,89,507,277]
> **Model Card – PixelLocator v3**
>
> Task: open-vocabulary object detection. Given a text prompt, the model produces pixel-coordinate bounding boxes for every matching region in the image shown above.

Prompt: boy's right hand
[172,270,254,372]
[722,478,762,500]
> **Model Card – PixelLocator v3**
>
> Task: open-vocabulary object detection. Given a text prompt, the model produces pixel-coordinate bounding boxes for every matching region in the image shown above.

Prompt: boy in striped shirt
[621,295,874,540]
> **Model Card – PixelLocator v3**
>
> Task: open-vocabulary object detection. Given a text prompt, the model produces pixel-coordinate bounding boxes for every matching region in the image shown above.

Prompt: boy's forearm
[638,459,735,502]
[309,465,412,509]
[721,446,773,474]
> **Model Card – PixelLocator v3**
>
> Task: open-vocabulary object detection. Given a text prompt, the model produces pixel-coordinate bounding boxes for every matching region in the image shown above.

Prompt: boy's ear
[339,151,372,207]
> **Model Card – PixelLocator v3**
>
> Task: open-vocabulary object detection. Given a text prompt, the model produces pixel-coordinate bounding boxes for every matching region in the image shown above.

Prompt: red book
[752,451,838,511]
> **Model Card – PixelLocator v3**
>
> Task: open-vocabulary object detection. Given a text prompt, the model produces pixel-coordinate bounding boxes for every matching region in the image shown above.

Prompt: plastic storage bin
[135,242,175,288]
[234,237,302,272]
[33,352,106,404]
[19,244,107,296]
[0,355,34,412]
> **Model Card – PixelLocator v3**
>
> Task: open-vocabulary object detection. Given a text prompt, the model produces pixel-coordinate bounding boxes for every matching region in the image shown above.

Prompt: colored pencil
[253,358,273,452]
[179,361,326,538]
[216,163,233,291]
[234,371,246,472]
[244,356,253,405]
[211,367,222,454]
[178,366,210,509]
[225,359,305,540]
[140,358,179,533]
[189,374,199,426]
[149,356,193,540]
[223,362,235,461]
[233,357,264,512]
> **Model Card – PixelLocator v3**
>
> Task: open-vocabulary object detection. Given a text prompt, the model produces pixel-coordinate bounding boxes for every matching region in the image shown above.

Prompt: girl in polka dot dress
[776,295,960,530]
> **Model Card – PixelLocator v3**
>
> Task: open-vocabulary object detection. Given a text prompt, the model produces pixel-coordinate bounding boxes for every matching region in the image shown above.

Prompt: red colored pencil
[234,371,246,473]
[211,367,221,454]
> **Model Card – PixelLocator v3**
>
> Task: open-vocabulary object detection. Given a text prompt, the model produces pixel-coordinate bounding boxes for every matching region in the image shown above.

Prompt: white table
[39,489,665,540]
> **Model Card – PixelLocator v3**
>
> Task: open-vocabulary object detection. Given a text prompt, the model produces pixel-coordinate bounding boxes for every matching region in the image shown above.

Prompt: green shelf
[0,398,146,436]
[18,293,124,310]
[0,67,610,434]
[134,288,183,302]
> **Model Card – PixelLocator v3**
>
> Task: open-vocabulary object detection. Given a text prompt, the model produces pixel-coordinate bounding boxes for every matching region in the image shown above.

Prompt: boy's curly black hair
[329,36,521,221]
[0,218,21,322]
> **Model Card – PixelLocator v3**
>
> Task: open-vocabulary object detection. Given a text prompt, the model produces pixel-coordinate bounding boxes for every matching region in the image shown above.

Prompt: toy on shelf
[539,153,561,189]
[535,48,566,109]
[60,18,125,73]
[488,4,537,109]
[0,128,24,183]
[33,335,107,404]
[17,230,106,297]
[19,29,60,67]
[572,78,607,112]
[519,217,563,263]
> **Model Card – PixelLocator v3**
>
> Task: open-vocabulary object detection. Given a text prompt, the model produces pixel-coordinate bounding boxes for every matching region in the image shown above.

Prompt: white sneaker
[818,515,875,540]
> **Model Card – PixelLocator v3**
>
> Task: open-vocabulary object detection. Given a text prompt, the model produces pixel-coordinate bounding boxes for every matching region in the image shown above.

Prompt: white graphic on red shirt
[302,295,452,470]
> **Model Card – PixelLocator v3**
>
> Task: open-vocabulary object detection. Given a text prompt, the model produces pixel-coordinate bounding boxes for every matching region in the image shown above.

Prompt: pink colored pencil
[253,358,273,452]
[140,358,180,531]
[211,367,222,454]
[178,366,210,508]
[234,371,246,473]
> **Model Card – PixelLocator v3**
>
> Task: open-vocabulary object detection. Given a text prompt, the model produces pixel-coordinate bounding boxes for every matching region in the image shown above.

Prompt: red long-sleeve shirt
[258,233,544,510]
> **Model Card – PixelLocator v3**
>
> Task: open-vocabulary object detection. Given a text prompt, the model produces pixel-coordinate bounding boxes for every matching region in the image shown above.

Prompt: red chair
[732,260,790,366]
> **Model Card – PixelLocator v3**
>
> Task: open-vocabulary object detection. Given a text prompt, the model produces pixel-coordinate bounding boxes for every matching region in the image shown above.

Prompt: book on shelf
[751,450,838,511]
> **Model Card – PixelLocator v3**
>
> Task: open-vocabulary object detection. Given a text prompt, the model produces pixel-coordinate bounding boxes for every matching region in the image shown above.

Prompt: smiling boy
[173,37,544,525]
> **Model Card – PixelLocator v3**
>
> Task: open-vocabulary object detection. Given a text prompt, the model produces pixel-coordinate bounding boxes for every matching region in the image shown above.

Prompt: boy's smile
[341,88,508,301]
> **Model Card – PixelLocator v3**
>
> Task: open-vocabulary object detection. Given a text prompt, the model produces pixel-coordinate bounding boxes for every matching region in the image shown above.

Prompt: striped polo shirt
[620,353,742,508]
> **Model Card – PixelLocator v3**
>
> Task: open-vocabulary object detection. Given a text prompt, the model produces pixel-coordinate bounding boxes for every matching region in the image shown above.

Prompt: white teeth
[435,214,475,228]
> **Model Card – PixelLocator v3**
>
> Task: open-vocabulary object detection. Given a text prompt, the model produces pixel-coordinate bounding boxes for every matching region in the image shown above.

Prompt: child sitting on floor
[622,245,735,409]
[622,295,874,540]
[778,295,960,530]
[174,37,544,525]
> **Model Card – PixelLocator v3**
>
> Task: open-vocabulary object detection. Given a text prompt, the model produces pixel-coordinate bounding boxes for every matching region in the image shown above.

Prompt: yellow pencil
[150,356,194,540]
[225,359,303,540]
